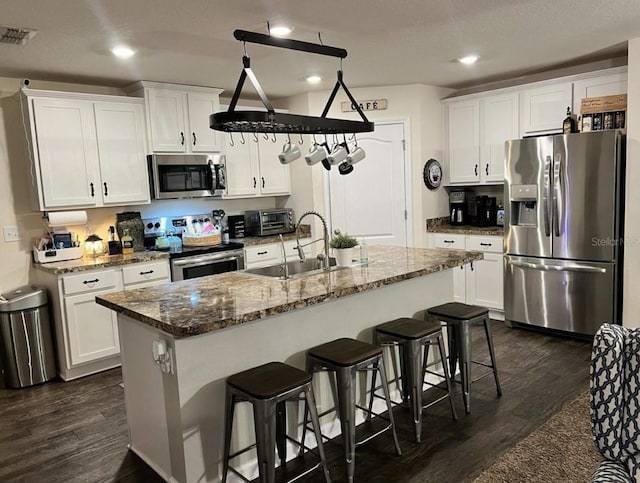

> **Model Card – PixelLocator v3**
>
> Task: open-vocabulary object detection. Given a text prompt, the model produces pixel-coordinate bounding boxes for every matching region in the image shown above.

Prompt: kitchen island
[96,246,482,483]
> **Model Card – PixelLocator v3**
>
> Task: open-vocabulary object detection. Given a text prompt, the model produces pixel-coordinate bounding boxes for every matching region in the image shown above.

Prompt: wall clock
[423,158,442,190]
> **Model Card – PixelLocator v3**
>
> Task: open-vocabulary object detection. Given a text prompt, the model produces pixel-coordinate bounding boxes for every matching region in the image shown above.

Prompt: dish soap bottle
[563,107,576,134]
[359,238,368,264]
[121,228,134,255]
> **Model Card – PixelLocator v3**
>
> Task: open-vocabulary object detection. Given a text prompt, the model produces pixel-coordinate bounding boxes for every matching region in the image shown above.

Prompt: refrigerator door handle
[543,155,552,237]
[510,260,606,274]
[553,153,562,237]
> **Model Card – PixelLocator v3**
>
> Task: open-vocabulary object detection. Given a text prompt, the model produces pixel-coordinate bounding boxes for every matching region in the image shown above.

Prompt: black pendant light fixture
[209,29,374,135]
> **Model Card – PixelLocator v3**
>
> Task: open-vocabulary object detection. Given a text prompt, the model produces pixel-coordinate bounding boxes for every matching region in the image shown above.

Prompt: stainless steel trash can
[0,285,56,388]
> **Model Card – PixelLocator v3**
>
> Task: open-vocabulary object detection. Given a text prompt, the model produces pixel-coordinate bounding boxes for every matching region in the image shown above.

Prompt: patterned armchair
[590,323,640,482]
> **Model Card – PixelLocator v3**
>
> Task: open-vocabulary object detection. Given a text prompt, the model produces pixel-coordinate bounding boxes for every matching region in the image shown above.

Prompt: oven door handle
[172,254,241,267]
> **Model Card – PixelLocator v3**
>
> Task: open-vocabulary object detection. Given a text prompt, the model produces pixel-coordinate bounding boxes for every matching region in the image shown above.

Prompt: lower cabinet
[33,259,170,380]
[244,240,312,269]
[431,234,504,312]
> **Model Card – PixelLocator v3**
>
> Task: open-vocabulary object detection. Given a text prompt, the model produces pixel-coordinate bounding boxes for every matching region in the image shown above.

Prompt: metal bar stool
[427,302,502,414]
[222,362,331,483]
[301,338,402,483]
[369,317,457,443]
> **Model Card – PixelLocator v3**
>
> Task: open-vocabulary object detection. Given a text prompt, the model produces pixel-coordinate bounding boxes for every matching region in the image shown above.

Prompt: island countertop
[96,246,482,338]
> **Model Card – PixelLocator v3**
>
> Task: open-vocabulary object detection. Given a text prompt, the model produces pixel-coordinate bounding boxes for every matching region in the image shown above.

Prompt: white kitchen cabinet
[221,105,291,198]
[481,92,518,183]
[23,89,150,210]
[126,81,223,154]
[573,72,628,116]
[520,82,572,136]
[429,234,504,312]
[447,99,480,184]
[244,240,312,269]
[32,259,170,380]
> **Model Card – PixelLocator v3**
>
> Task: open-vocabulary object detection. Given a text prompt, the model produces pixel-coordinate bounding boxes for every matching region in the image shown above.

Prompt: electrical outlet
[3,226,21,242]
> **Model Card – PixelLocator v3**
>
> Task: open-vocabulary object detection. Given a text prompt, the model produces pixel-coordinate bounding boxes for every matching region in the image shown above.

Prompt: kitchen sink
[240,256,345,280]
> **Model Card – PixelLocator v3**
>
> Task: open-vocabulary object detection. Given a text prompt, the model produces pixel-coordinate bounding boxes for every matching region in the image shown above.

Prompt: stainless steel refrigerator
[504,130,625,336]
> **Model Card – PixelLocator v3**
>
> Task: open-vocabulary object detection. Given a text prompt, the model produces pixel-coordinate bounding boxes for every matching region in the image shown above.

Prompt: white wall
[623,39,640,329]
[286,83,452,249]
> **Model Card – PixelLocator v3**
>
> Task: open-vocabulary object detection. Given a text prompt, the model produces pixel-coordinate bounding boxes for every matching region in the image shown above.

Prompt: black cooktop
[147,242,244,259]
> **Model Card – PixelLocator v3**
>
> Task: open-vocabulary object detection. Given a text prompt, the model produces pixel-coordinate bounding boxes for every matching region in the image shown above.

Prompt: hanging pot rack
[209,29,374,135]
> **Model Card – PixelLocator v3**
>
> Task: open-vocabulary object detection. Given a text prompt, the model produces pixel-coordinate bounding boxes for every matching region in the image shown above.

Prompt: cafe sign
[341,98,388,113]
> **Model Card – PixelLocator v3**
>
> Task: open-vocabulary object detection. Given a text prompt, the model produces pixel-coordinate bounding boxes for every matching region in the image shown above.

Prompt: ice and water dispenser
[509,184,538,227]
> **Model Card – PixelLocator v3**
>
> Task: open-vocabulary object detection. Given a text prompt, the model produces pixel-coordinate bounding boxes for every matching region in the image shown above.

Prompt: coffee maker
[472,196,497,226]
[449,190,466,225]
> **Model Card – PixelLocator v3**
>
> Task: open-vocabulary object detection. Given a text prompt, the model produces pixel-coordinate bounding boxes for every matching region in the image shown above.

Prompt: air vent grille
[0,26,37,45]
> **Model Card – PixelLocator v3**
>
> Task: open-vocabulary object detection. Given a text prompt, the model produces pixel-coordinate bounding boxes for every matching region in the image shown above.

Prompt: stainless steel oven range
[143,214,244,281]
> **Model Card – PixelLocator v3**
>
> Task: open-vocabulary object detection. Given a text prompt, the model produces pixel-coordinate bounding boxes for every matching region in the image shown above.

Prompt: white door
[448,99,481,184]
[147,89,187,152]
[224,136,260,197]
[257,138,291,196]
[186,92,221,153]
[453,265,467,303]
[482,93,518,183]
[465,254,504,310]
[328,122,408,246]
[32,97,100,208]
[94,102,150,205]
[521,82,572,136]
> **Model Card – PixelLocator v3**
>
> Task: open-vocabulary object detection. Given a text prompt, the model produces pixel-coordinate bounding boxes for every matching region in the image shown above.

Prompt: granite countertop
[230,224,311,246]
[96,246,483,338]
[32,251,170,275]
[427,217,504,236]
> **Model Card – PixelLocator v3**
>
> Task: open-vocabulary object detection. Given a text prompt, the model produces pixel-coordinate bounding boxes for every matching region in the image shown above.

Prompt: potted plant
[330,229,358,266]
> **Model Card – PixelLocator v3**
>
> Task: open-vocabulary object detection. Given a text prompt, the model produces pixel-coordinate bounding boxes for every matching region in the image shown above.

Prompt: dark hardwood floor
[0,321,592,483]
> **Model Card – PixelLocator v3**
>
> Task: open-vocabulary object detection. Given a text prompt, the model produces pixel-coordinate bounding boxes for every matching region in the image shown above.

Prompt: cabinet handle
[474,164,478,176]
[192,132,197,146]
[82,278,100,284]
[480,242,492,247]
[139,270,154,275]
[253,177,257,188]
[103,182,108,196]
[257,251,268,255]
[443,240,455,244]
[485,163,489,176]
[90,182,95,197]
[261,177,265,188]
[470,262,474,271]
[460,265,464,270]
[180,132,185,145]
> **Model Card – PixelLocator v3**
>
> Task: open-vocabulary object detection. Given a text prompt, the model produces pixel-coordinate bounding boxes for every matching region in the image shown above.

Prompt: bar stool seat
[427,302,502,414]
[372,318,457,443]
[304,338,401,483]
[222,362,331,483]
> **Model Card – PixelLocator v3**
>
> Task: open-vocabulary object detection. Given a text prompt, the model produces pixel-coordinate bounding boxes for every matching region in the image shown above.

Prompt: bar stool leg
[458,322,472,414]
[402,339,424,443]
[483,316,502,397]
[276,401,287,469]
[303,385,332,483]
[446,322,459,381]
[253,400,278,483]
[222,390,235,483]
[377,357,402,456]
[436,334,458,421]
[335,366,357,483]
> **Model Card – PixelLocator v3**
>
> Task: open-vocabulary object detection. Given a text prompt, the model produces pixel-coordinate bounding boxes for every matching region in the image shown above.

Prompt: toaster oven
[244,209,295,236]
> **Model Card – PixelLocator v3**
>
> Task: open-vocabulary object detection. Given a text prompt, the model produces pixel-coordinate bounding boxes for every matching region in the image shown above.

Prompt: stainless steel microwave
[148,154,226,199]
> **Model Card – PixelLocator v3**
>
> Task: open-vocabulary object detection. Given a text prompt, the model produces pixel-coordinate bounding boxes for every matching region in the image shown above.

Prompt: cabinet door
[64,290,120,366]
[453,264,466,303]
[481,93,518,183]
[147,89,187,152]
[244,243,280,268]
[465,253,504,310]
[94,102,150,205]
[31,97,100,208]
[257,139,291,195]
[186,92,221,153]
[448,99,480,184]
[572,72,627,116]
[224,138,260,197]
[521,82,572,136]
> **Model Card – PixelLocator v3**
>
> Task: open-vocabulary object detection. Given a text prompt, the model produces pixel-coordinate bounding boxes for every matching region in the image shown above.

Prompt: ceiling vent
[0,25,37,45]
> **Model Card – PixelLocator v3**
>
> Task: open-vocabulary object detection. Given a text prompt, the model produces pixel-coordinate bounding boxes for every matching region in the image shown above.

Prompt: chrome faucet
[278,234,289,280]
[295,210,330,270]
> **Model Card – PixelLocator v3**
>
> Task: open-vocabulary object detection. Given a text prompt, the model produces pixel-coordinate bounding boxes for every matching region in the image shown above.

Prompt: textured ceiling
[1,0,638,98]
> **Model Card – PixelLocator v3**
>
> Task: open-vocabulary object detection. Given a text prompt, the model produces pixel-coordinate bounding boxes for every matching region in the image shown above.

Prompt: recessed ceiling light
[269,25,293,37]
[111,45,135,59]
[458,55,479,65]
[306,75,322,84]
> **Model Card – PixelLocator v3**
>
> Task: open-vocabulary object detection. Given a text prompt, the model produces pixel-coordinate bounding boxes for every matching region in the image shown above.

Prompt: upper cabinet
[444,66,627,186]
[22,89,150,211]
[220,105,291,198]
[125,81,223,154]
